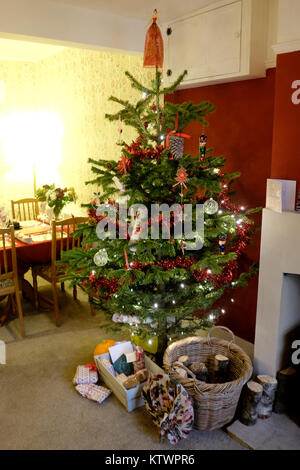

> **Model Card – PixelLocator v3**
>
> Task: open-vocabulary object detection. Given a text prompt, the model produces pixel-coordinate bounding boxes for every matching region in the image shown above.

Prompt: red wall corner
[271,51,300,189]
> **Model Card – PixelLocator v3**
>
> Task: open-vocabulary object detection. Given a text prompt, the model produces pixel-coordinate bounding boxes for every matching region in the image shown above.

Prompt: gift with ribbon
[73,364,99,385]
[75,384,111,405]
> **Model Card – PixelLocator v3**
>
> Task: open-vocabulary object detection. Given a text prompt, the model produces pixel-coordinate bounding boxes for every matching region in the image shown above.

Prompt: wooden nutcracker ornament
[199,134,207,161]
[219,233,227,255]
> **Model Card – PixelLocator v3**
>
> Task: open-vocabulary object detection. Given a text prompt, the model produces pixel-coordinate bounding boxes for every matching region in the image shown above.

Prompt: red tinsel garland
[87,274,119,300]
[192,260,238,288]
[117,137,166,174]
[157,256,197,270]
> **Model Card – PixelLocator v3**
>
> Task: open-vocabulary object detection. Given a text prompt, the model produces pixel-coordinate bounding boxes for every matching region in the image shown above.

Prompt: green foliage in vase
[36,184,77,218]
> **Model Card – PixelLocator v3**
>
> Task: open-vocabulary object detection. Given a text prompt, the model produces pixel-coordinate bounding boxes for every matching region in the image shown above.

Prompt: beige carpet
[0,278,244,450]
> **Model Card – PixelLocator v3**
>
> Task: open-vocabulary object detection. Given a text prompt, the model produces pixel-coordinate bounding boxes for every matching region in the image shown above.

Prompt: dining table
[0,219,69,326]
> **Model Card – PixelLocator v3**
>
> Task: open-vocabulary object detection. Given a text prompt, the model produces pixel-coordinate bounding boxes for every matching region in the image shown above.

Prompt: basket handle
[207,326,236,351]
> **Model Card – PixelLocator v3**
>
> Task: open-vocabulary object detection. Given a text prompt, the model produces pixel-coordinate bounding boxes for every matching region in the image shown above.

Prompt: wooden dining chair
[31,216,88,327]
[0,226,25,337]
[11,198,39,221]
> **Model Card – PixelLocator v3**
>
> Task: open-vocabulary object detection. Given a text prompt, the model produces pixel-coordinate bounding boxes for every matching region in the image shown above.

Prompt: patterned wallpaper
[0,47,152,213]
[0,60,38,209]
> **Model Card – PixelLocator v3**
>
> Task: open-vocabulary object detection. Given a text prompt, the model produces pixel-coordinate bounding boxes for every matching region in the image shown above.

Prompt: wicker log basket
[163,326,253,431]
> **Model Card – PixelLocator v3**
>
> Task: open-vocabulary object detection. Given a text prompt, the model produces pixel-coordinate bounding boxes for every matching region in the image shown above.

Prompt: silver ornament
[93,248,109,266]
[204,198,219,215]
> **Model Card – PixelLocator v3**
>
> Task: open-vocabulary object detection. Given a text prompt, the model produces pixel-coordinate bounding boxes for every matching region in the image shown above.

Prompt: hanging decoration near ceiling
[143,9,164,68]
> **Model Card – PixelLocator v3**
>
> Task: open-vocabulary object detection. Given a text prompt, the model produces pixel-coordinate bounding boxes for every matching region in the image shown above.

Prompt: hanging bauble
[143,10,164,68]
[169,135,184,159]
[204,198,219,215]
[93,248,109,267]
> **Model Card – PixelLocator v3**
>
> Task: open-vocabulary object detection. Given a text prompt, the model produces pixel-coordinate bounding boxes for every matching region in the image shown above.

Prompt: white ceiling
[0,0,215,61]
[0,38,65,62]
[50,0,216,22]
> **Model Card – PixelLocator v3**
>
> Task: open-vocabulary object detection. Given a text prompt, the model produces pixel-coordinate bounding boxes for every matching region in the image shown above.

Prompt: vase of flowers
[36,184,77,221]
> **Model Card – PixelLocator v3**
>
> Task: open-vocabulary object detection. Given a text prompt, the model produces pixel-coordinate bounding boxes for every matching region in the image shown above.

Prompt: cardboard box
[94,352,163,412]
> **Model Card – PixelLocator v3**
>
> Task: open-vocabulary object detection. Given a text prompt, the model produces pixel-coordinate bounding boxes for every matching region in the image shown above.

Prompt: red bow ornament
[84,363,98,372]
[166,114,191,152]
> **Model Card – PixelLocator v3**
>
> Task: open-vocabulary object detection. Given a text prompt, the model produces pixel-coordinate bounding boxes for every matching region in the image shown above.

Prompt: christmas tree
[62,69,259,360]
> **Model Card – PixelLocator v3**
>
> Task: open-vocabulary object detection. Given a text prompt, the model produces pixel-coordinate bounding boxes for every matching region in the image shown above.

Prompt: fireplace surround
[254,209,300,376]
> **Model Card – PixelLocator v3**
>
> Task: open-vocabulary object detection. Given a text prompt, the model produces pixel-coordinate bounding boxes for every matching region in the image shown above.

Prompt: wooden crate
[94,352,163,412]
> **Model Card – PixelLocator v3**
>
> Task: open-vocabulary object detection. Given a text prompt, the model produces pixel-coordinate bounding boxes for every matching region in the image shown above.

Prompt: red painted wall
[271,51,300,184]
[167,68,276,342]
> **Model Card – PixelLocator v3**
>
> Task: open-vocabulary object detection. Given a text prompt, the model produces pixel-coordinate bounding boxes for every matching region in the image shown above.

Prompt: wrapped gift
[116,373,127,385]
[73,365,98,385]
[135,368,149,384]
[99,357,116,377]
[113,354,134,376]
[134,346,146,373]
[75,384,111,404]
[123,374,139,390]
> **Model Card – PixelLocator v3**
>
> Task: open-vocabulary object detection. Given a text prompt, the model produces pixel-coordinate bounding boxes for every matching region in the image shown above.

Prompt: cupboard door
[166,0,242,82]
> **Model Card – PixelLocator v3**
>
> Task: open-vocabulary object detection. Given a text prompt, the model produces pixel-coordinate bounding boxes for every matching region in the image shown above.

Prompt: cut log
[172,362,188,379]
[257,375,278,419]
[211,354,230,383]
[177,355,191,367]
[239,381,263,426]
[188,362,208,382]
[274,367,297,414]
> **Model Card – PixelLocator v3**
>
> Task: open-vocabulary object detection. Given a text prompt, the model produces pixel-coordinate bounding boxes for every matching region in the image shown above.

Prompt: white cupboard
[163,0,269,88]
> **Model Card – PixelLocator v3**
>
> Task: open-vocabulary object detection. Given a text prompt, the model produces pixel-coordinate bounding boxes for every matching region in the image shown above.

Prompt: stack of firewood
[171,353,231,384]
[239,365,300,426]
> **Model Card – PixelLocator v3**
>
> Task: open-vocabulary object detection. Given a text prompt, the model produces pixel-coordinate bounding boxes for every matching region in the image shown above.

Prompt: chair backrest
[11,198,39,221]
[0,225,19,288]
[51,216,88,274]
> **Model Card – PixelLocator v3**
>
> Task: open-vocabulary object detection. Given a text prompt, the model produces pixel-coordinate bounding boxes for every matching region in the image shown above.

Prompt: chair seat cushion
[0,278,14,290]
